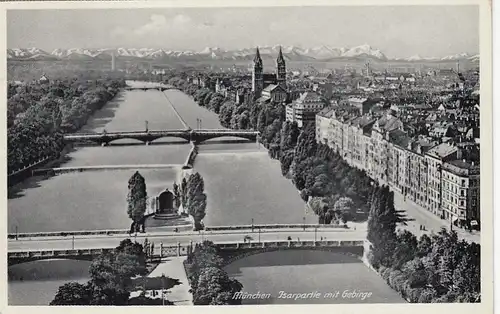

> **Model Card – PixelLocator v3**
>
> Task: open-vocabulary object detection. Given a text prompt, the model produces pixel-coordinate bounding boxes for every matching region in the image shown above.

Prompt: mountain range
[7,45,479,63]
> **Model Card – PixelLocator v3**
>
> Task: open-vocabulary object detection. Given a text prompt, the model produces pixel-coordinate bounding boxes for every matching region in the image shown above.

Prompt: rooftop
[296,91,323,104]
[426,142,458,159]
[317,107,335,118]
[443,159,480,176]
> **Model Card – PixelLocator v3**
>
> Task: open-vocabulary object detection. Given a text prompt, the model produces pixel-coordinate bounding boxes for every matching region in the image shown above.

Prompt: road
[394,192,480,243]
[8,228,366,252]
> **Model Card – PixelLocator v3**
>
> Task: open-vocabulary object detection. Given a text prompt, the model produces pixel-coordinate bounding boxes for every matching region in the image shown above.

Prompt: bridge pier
[101,142,108,147]
[145,141,151,146]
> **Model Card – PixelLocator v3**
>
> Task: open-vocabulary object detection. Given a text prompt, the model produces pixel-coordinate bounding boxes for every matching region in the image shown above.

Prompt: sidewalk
[130,256,193,305]
[149,256,193,305]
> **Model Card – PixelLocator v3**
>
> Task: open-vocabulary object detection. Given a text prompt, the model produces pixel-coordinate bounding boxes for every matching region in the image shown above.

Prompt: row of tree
[7,78,126,174]
[174,172,207,231]
[367,185,480,303]
[185,241,243,305]
[50,239,170,305]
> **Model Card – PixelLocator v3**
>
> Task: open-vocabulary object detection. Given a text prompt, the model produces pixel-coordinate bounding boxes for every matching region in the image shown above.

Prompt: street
[8,228,367,252]
[393,192,480,243]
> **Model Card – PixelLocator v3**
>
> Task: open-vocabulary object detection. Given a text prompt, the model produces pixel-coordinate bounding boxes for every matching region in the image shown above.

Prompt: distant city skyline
[7,6,479,59]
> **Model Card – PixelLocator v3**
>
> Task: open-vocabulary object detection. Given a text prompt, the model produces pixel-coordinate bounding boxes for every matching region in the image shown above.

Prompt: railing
[8,223,348,239]
[216,240,365,250]
[8,248,114,259]
[205,224,348,231]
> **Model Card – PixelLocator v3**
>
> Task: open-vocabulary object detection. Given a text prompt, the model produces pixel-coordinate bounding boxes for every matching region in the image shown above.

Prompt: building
[39,74,49,84]
[348,116,376,170]
[286,91,324,127]
[252,47,287,99]
[346,97,373,115]
[259,84,287,104]
[314,103,481,229]
[370,111,404,182]
[424,143,459,217]
[441,160,480,227]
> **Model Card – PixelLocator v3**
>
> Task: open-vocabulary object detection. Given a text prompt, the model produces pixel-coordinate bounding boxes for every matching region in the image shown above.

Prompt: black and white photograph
[3,1,492,310]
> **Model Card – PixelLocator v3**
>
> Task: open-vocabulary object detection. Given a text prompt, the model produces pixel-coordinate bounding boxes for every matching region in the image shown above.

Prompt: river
[8,80,400,305]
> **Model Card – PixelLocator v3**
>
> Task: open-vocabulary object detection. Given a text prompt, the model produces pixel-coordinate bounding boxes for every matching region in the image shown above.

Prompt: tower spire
[254,47,262,63]
[277,46,285,64]
[276,45,287,89]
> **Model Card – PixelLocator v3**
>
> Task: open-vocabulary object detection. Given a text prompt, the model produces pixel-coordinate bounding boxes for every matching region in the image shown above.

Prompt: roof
[426,142,458,160]
[263,73,277,81]
[296,91,323,103]
[262,84,286,93]
[317,107,335,118]
[257,96,271,103]
[376,114,403,132]
[442,159,480,176]
[350,116,376,129]
[388,130,410,147]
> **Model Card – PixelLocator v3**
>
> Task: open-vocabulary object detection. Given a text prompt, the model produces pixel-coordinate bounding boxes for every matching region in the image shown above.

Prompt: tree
[333,197,355,223]
[181,177,188,209]
[186,172,207,230]
[127,171,148,233]
[193,267,242,305]
[50,282,92,305]
[173,183,181,208]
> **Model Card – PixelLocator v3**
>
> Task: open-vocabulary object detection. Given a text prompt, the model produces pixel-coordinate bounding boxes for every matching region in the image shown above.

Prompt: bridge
[125,86,176,92]
[64,129,260,146]
[7,225,367,265]
[8,239,365,266]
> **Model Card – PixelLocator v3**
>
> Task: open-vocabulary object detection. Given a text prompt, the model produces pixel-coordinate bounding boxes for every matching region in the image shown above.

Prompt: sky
[7,6,479,59]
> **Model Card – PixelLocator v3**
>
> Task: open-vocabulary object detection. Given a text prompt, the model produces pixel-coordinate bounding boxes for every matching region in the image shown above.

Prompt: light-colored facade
[441,160,480,223]
[315,107,480,228]
[425,143,459,217]
[286,91,325,127]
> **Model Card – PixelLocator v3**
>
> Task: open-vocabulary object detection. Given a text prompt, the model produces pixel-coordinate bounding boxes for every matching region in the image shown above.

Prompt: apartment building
[441,160,480,225]
[315,107,481,227]
[424,143,459,217]
[286,91,325,127]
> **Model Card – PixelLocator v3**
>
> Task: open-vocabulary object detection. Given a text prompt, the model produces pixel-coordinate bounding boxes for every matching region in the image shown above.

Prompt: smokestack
[111,52,116,71]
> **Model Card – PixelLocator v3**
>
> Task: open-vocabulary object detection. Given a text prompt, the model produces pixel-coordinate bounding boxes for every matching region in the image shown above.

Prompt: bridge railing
[8,248,114,259]
[205,224,348,231]
[8,223,350,239]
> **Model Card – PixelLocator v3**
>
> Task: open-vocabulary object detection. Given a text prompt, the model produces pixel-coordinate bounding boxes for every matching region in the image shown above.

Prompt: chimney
[111,52,116,71]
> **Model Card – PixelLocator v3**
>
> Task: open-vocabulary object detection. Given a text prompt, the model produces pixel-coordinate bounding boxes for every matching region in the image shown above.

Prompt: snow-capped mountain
[6,46,478,63]
[7,48,56,60]
[340,44,387,60]
[468,54,480,63]
[441,52,471,61]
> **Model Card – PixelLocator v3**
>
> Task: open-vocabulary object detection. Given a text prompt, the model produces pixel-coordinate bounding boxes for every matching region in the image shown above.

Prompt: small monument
[154,188,179,219]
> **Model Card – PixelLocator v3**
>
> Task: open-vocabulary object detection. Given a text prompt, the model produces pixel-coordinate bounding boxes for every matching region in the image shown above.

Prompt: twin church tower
[251,46,287,98]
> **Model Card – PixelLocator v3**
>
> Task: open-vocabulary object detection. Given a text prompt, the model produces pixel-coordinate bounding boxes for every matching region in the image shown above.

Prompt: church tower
[276,46,286,88]
[252,47,264,97]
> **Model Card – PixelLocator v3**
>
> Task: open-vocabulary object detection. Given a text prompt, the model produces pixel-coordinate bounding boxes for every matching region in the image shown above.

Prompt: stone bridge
[64,129,260,146]
[213,240,365,266]
[125,86,176,92]
[8,248,115,266]
[8,240,365,266]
